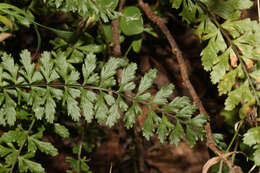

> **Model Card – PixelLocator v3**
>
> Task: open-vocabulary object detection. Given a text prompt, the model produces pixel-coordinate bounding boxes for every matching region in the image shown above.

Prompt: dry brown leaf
[230,55,238,68]
[257,76,260,83]
[202,152,244,173]
[0,33,12,42]
[246,59,254,70]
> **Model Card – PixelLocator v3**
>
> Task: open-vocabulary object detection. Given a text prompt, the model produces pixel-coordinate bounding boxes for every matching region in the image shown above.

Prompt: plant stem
[225,121,243,153]
[257,0,260,23]
[77,123,85,173]
[10,119,36,173]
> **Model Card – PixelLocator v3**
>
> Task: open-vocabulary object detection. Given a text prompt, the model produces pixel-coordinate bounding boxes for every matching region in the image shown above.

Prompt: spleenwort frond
[0,50,207,172]
[171,0,260,166]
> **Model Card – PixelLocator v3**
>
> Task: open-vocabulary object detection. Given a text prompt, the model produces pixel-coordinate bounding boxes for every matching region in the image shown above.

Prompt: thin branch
[112,0,126,57]
[137,1,243,172]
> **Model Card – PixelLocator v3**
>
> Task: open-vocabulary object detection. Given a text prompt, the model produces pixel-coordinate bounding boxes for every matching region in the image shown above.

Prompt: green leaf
[253,145,260,166]
[39,52,59,83]
[136,93,151,101]
[132,38,142,53]
[243,127,260,146]
[0,145,12,157]
[176,104,197,118]
[80,89,94,123]
[100,58,125,87]
[96,0,119,10]
[67,95,81,121]
[95,93,108,124]
[118,96,128,112]
[189,114,208,128]
[54,123,69,138]
[78,44,104,53]
[82,53,96,84]
[20,49,35,83]
[225,81,253,110]
[31,138,58,156]
[120,6,144,36]
[124,103,136,129]
[104,94,115,106]
[18,157,45,173]
[210,49,230,84]
[142,110,161,140]
[45,93,56,123]
[5,94,16,126]
[137,69,157,95]
[186,126,197,147]
[201,38,218,71]
[1,53,19,83]
[171,0,183,9]
[120,63,137,91]
[157,115,174,143]
[170,121,185,146]
[218,68,238,95]
[151,84,174,104]
[102,24,113,42]
[106,103,120,127]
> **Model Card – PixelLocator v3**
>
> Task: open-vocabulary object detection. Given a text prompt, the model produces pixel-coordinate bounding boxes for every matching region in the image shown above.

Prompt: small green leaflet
[137,69,157,95]
[218,67,238,95]
[96,0,118,10]
[80,89,94,123]
[186,126,198,147]
[243,127,260,146]
[142,110,161,140]
[176,104,197,118]
[170,121,185,146]
[67,95,81,121]
[19,50,36,83]
[54,123,69,138]
[82,53,96,84]
[225,81,253,110]
[1,52,19,83]
[120,6,144,36]
[4,93,16,126]
[104,94,115,106]
[100,58,126,88]
[39,52,59,83]
[132,38,142,53]
[171,0,183,9]
[188,114,208,128]
[253,145,260,166]
[45,91,56,123]
[157,115,174,143]
[95,93,108,124]
[29,137,58,156]
[120,63,137,92]
[210,48,230,84]
[151,84,174,105]
[201,38,218,71]
[124,103,138,129]
[106,103,120,127]
[18,157,45,173]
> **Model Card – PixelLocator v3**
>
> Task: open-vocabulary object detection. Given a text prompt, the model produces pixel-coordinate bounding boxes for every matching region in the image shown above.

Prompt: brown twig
[111,0,126,57]
[138,1,243,172]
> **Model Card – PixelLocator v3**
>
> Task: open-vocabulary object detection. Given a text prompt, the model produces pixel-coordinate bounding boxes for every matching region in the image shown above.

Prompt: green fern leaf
[137,69,157,95]
[151,84,174,105]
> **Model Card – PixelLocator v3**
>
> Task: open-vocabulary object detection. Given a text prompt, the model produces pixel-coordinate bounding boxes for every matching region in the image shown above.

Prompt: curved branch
[137,1,243,172]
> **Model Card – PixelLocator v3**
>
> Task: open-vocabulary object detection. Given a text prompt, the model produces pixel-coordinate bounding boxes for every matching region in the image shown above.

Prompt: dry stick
[112,1,147,172]
[111,0,126,57]
[138,1,243,173]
